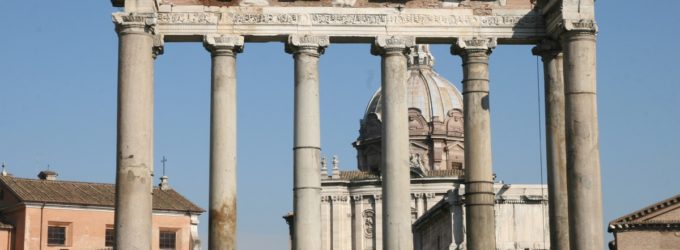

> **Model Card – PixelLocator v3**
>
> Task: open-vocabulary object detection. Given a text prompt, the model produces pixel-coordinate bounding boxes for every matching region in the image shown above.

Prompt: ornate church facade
[285,45,550,250]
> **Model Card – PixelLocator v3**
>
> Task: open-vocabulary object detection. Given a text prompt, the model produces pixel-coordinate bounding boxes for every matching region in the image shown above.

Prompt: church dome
[354,45,466,175]
[363,45,463,123]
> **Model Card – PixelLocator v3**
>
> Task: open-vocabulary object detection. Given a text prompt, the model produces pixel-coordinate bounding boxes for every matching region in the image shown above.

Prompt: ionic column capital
[532,39,562,59]
[203,35,245,56]
[285,35,329,56]
[451,37,497,57]
[561,19,598,35]
[112,12,157,35]
[371,35,415,56]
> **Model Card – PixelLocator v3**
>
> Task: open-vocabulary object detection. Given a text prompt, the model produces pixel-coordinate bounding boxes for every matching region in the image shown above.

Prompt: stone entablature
[117,6,545,42]
[156,0,532,8]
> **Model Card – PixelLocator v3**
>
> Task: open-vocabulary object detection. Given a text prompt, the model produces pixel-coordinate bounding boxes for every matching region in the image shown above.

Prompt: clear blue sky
[1,1,678,248]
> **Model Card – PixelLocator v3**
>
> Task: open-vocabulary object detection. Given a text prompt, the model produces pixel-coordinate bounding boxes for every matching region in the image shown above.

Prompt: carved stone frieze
[157,12,220,24]
[231,13,299,25]
[152,8,544,41]
[362,209,375,239]
[157,12,541,27]
[331,195,349,202]
[446,108,464,137]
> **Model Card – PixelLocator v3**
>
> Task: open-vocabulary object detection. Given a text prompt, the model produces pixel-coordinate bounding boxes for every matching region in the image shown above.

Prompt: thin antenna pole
[161,156,167,176]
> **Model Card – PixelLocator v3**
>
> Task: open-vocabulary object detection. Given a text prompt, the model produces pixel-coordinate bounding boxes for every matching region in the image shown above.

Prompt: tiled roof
[609,193,680,232]
[425,169,464,177]
[333,169,463,181]
[0,176,204,213]
[339,171,378,181]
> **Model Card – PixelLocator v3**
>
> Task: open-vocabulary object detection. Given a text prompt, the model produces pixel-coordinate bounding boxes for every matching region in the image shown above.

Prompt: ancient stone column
[204,34,244,250]
[561,20,604,249]
[533,40,570,250]
[286,34,329,250]
[112,13,161,249]
[451,37,496,250]
[371,35,415,250]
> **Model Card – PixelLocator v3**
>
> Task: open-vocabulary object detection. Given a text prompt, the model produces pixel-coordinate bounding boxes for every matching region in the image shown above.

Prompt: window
[47,226,66,245]
[105,228,115,247]
[159,230,176,250]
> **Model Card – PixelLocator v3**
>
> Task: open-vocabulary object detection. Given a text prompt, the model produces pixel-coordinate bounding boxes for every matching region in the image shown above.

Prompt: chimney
[38,170,58,181]
[159,175,171,190]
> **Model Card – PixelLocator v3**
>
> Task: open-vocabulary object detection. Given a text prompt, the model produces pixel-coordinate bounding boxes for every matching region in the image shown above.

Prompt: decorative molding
[113,12,157,35]
[286,34,330,55]
[371,35,415,55]
[531,39,561,58]
[152,8,545,42]
[563,19,598,33]
[454,37,496,51]
[157,12,541,27]
[203,34,245,55]
[331,195,349,202]
[153,35,165,58]
[362,209,375,239]
[352,195,363,201]
[157,12,220,24]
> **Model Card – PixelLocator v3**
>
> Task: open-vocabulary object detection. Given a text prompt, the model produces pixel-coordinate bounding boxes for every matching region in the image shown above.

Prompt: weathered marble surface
[119,5,546,42]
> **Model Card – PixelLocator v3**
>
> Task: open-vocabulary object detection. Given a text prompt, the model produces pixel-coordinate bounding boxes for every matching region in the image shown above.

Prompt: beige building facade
[608,194,680,250]
[285,46,550,250]
[0,171,203,250]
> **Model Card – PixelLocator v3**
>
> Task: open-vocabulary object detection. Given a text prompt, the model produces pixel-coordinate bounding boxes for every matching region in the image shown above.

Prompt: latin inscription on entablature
[157,12,540,27]
[161,0,533,8]
[157,12,221,24]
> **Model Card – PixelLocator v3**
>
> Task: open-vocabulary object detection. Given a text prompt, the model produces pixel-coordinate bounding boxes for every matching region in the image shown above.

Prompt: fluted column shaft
[372,36,414,250]
[561,27,604,249]
[113,13,161,250]
[533,41,570,250]
[204,35,244,250]
[452,37,496,250]
[287,35,329,250]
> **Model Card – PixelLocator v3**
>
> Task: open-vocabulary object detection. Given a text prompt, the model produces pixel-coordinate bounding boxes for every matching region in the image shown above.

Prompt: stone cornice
[609,221,680,233]
[203,34,245,55]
